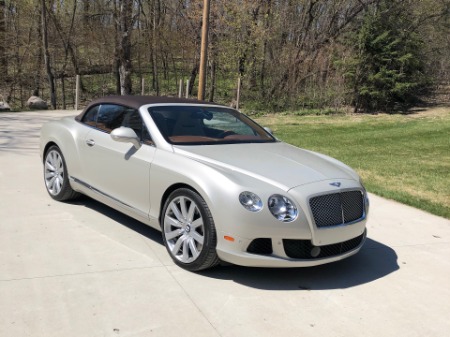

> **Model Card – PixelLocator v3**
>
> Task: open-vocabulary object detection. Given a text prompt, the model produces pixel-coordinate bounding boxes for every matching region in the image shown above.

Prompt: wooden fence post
[75,74,80,110]
[185,80,190,99]
[236,75,241,110]
[178,79,183,98]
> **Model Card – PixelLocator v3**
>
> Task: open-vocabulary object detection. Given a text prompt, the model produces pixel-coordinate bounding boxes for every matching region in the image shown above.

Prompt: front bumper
[213,179,369,267]
[216,229,366,267]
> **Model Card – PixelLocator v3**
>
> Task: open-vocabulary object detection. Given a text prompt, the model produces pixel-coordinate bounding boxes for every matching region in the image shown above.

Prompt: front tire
[44,145,80,201]
[161,188,219,271]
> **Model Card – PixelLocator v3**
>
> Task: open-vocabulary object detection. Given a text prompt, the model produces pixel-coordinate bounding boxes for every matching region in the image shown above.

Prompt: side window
[121,109,154,145]
[81,104,153,145]
[96,104,126,133]
[82,105,99,127]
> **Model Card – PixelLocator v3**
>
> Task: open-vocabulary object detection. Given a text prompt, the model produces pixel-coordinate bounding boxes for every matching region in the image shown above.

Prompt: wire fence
[1,70,241,111]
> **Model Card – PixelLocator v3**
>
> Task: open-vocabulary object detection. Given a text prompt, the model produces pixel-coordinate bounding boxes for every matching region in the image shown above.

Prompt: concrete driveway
[1,110,449,337]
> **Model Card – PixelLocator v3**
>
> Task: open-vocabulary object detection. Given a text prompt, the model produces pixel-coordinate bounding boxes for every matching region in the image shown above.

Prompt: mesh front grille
[283,233,365,259]
[309,190,364,228]
[247,238,273,255]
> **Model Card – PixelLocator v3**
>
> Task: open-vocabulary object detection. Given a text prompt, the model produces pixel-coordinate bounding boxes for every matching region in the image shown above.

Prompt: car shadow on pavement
[200,240,399,290]
[72,196,399,291]
[69,196,164,244]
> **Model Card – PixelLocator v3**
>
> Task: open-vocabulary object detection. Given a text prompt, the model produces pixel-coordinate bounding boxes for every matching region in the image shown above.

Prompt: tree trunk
[113,1,120,94]
[208,31,218,102]
[61,77,66,109]
[41,0,56,109]
[208,59,216,102]
[249,6,260,89]
[260,0,272,98]
[117,1,133,95]
[189,62,199,96]
[82,0,90,27]
[151,0,160,95]
[150,47,159,94]
[0,0,7,77]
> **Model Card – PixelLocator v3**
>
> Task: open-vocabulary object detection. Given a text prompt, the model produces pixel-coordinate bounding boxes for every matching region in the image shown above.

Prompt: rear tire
[161,188,220,271]
[44,145,80,201]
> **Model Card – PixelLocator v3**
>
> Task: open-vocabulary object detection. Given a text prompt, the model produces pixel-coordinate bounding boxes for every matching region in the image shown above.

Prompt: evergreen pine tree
[347,1,428,113]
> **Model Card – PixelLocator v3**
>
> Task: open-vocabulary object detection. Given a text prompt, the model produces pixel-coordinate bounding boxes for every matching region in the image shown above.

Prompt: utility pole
[197,0,210,101]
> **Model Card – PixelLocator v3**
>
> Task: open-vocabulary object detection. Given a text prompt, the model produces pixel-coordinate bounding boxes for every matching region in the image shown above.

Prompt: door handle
[86,139,95,147]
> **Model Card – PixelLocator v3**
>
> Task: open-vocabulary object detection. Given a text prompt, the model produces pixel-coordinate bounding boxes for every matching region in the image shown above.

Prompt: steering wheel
[218,130,236,138]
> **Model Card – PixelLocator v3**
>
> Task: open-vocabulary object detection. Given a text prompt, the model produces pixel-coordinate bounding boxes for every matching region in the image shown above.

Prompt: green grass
[255,107,450,219]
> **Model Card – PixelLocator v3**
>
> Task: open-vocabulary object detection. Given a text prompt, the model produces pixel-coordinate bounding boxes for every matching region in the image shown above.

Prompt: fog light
[311,246,321,258]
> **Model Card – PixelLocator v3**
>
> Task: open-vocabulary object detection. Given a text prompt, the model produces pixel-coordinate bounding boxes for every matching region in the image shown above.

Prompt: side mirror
[110,127,141,149]
[264,127,274,135]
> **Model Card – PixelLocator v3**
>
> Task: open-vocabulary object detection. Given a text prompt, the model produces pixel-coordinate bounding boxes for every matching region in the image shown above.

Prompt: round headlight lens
[239,191,263,212]
[268,194,298,222]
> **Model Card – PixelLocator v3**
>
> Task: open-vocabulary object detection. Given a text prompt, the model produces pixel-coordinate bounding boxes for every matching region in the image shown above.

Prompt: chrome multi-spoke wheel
[45,149,65,196]
[43,146,79,201]
[164,195,205,263]
[162,188,219,271]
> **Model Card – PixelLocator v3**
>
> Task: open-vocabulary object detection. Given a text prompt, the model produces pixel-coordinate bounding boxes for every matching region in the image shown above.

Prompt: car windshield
[148,106,276,145]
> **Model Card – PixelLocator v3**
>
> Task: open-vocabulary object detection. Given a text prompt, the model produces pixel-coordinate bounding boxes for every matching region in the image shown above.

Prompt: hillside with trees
[0,0,449,112]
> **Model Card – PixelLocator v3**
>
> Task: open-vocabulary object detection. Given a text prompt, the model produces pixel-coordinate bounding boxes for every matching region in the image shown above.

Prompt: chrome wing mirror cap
[110,127,141,149]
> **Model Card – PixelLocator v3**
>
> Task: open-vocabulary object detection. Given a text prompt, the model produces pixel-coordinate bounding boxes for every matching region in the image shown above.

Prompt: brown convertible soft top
[75,95,221,121]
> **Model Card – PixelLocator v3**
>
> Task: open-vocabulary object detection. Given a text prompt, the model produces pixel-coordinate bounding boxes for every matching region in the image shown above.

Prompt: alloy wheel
[163,195,205,264]
[44,149,65,196]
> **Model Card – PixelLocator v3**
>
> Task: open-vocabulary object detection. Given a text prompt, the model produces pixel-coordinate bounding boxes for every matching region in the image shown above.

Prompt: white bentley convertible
[40,96,369,271]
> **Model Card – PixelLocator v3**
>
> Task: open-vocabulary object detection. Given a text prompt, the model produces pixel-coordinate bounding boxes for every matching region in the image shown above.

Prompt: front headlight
[239,191,263,212]
[268,194,298,222]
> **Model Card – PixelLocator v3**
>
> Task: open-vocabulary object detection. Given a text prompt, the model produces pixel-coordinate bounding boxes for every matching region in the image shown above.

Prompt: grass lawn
[254,107,450,219]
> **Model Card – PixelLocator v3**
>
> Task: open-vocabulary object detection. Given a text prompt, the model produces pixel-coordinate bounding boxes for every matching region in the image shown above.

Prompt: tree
[41,0,57,109]
[346,1,428,112]
[0,0,449,110]
[115,0,136,95]
[0,0,6,77]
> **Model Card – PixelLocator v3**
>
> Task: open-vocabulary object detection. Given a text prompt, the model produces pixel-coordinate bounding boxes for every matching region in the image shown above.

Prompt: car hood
[173,142,358,191]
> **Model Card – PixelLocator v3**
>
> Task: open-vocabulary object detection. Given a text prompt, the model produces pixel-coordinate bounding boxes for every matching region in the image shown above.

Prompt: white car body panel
[77,128,155,217]
[174,142,358,190]
[40,99,369,268]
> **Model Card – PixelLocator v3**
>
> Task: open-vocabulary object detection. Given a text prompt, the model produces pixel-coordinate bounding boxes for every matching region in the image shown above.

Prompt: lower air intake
[283,233,365,259]
[247,238,273,255]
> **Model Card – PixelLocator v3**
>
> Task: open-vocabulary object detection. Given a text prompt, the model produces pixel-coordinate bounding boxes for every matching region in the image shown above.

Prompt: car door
[78,104,155,218]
